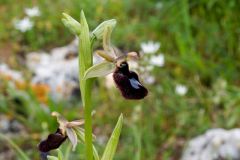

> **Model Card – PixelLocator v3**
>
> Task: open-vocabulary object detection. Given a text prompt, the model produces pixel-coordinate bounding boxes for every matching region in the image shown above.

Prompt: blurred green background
[1,0,240,160]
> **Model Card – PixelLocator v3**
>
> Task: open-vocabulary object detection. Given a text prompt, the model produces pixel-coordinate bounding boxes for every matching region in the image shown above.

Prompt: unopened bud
[92,19,116,40]
[62,13,81,35]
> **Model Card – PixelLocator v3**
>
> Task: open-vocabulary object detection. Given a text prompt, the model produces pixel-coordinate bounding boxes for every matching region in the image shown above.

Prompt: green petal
[66,128,78,151]
[83,61,115,80]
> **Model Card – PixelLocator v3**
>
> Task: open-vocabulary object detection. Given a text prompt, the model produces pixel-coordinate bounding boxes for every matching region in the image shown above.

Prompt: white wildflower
[156,2,163,9]
[144,75,155,84]
[150,54,165,67]
[25,6,41,17]
[139,65,154,73]
[141,41,160,54]
[14,17,33,32]
[175,84,188,96]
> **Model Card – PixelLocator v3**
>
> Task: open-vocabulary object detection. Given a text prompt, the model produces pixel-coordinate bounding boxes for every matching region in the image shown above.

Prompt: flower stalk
[79,11,94,160]
[62,10,128,160]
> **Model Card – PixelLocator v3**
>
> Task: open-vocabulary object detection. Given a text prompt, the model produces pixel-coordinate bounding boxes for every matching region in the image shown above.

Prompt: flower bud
[92,19,116,40]
[62,13,81,35]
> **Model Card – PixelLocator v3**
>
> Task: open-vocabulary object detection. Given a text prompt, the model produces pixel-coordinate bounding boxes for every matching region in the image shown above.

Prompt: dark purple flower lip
[113,61,148,99]
[38,128,67,153]
[95,49,148,99]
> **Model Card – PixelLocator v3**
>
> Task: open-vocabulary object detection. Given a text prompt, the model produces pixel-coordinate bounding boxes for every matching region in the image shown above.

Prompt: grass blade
[0,133,30,160]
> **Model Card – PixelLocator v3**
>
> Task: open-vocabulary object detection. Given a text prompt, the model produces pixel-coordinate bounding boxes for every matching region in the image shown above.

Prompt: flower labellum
[38,128,67,153]
[113,61,148,99]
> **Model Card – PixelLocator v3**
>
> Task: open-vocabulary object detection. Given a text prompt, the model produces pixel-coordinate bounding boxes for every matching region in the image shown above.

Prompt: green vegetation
[1,0,240,160]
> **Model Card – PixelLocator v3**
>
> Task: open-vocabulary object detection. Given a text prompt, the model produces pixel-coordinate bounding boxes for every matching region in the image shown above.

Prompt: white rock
[181,128,240,160]
[27,39,79,100]
[0,63,23,82]
[26,52,51,70]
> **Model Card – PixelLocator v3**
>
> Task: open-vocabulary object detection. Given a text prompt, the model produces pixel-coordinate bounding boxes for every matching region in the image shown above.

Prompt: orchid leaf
[57,149,64,160]
[64,143,72,160]
[101,114,123,160]
[47,156,59,160]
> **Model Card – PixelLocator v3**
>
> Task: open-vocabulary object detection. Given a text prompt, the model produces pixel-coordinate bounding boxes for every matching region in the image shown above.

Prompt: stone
[26,38,79,100]
[181,128,240,160]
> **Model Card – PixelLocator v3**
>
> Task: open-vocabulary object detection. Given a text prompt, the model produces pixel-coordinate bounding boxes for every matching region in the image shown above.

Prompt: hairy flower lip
[38,128,67,153]
[113,61,148,100]
[38,112,85,155]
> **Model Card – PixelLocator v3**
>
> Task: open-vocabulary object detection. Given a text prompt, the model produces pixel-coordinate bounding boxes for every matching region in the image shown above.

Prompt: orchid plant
[38,10,148,160]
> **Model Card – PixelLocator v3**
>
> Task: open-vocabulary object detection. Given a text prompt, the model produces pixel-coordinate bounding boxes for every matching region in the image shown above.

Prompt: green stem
[83,80,93,160]
[80,71,93,160]
[78,10,94,160]
[79,39,94,160]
